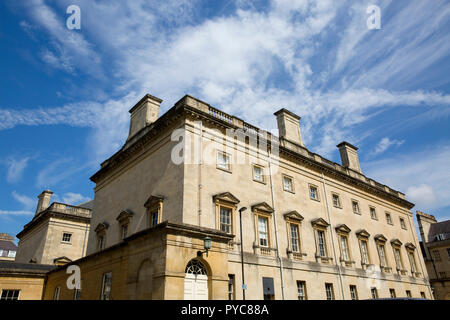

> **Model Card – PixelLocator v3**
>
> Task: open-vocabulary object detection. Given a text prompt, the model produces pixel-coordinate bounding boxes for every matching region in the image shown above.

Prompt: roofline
[337,141,358,151]
[17,207,91,239]
[89,94,414,209]
[274,108,301,120]
[128,94,163,114]
[46,221,234,275]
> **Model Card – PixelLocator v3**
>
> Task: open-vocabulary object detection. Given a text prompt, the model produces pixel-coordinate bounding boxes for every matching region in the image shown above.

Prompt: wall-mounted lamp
[197,236,212,257]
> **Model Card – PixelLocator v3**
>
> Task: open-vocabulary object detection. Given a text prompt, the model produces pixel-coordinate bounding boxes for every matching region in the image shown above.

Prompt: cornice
[16,210,91,239]
[89,98,414,210]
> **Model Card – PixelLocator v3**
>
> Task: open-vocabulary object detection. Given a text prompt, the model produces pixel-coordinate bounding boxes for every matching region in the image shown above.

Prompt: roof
[428,219,450,242]
[0,261,55,276]
[0,239,17,252]
[77,199,94,210]
[90,94,414,210]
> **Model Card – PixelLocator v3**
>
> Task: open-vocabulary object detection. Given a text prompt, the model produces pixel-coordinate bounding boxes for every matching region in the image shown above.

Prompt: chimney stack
[0,233,15,242]
[36,190,53,215]
[416,211,437,244]
[274,108,305,147]
[127,94,163,140]
[337,142,362,173]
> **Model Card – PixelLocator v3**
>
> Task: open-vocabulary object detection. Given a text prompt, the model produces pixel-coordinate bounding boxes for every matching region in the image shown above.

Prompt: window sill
[287,249,307,260]
[253,179,266,185]
[283,188,295,194]
[253,244,276,257]
[61,241,72,245]
[315,255,333,264]
[333,206,343,209]
[340,259,355,267]
[310,197,320,202]
[380,266,392,273]
[353,212,361,215]
[216,166,232,174]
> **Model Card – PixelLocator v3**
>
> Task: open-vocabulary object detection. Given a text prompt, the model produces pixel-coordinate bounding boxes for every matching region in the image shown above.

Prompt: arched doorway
[184,259,208,300]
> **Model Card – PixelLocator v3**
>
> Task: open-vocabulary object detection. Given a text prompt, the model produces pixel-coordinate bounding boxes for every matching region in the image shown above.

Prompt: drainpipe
[81,223,88,257]
[321,171,345,300]
[268,149,285,300]
[239,207,247,300]
[197,121,203,227]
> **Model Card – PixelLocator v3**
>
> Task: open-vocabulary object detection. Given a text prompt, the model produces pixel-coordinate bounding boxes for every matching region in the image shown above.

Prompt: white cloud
[406,184,437,207]
[0,191,36,216]
[11,191,35,211]
[6,157,30,183]
[0,210,33,216]
[364,145,450,212]
[35,157,94,188]
[370,137,404,156]
[1,0,449,163]
[52,192,91,206]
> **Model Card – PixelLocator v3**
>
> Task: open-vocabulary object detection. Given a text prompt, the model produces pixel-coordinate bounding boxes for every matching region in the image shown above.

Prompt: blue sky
[1,0,449,240]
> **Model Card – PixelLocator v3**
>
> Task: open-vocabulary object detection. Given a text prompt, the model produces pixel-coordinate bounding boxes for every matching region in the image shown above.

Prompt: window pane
[325,283,334,300]
[297,281,306,300]
[254,166,263,181]
[290,224,300,252]
[258,217,268,247]
[341,236,349,261]
[310,187,317,199]
[220,207,232,234]
[283,177,292,191]
[394,249,403,269]
[101,273,112,300]
[318,231,326,257]
[352,201,359,213]
[378,245,386,266]
[217,152,229,170]
[361,240,369,264]
[370,208,377,219]
[333,195,340,207]
[350,285,358,300]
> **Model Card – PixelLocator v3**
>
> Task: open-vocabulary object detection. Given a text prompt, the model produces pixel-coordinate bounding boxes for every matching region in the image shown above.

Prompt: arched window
[185,259,207,275]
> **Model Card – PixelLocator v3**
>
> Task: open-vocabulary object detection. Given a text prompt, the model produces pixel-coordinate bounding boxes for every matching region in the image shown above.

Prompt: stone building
[0,261,54,300]
[15,190,92,266]
[44,93,431,300]
[0,234,17,261]
[417,211,450,299]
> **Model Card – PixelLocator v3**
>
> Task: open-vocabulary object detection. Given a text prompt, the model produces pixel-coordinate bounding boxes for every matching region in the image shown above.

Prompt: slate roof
[77,199,94,210]
[0,239,17,252]
[0,261,55,275]
[428,219,450,242]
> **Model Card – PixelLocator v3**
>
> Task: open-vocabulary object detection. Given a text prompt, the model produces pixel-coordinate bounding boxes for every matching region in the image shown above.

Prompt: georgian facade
[43,93,431,300]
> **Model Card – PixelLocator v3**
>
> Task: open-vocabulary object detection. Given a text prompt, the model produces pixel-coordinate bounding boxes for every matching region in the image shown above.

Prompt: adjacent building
[0,261,54,300]
[0,234,17,261]
[43,93,432,300]
[417,211,450,299]
[15,190,92,266]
